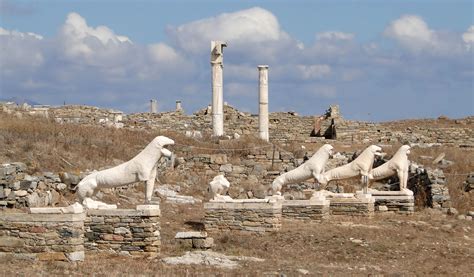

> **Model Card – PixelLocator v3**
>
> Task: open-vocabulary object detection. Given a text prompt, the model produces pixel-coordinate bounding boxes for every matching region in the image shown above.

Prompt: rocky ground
[1,110,473,275]
[2,202,473,276]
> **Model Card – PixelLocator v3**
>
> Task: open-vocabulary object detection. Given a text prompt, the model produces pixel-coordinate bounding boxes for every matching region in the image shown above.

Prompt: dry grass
[2,205,473,276]
[1,112,472,212]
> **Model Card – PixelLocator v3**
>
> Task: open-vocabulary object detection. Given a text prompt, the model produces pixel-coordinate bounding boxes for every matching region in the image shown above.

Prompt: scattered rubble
[162,250,264,269]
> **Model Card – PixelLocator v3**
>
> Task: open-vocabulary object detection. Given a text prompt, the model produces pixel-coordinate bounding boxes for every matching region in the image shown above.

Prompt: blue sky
[0,0,473,121]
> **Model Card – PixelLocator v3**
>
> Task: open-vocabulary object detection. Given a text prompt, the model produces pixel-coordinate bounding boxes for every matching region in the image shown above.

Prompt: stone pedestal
[84,205,161,257]
[282,195,330,221]
[204,198,282,233]
[360,189,414,214]
[0,207,85,262]
[329,193,375,217]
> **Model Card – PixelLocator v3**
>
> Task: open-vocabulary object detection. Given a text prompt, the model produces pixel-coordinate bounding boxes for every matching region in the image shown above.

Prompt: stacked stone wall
[204,199,282,232]
[84,205,161,256]
[2,102,473,146]
[0,163,70,208]
[281,199,330,221]
[329,196,375,217]
[0,211,85,261]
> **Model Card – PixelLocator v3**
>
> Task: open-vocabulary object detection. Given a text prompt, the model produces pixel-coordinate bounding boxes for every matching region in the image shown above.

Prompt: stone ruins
[0,40,472,264]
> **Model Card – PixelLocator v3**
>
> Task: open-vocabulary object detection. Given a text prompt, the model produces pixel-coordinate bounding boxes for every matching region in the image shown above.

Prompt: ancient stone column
[258,65,269,141]
[175,100,183,112]
[211,41,227,136]
[150,99,157,114]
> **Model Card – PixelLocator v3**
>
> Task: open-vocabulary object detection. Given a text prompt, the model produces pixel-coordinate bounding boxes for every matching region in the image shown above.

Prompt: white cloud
[384,15,435,52]
[0,9,472,120]
[297,64,331,79]
[316,31,354,41]
[0,26,44,69]
[0,27,43,39]
[148,43,180,63]
[60,12,132,59]
[167,7,291,54]
[462,25,474,49]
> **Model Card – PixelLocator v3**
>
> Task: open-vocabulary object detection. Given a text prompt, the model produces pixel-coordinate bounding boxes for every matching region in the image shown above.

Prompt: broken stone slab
[165,195,201,204]
[82,198,117,209]
[30,202,84,214]
[175,231,208,239]
[162,251,264,269]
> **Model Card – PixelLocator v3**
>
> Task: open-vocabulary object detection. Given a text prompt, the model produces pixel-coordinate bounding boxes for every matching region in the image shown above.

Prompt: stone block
[175,231,207,239]
[192,237,214,249]
[65,251,85,262]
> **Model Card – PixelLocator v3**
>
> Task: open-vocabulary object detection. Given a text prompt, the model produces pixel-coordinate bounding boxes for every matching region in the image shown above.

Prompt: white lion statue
[317,145,382,189]
[369,145,411,190]
[76,135,174,204]
[270,144,334,195]
[208,174,231,200]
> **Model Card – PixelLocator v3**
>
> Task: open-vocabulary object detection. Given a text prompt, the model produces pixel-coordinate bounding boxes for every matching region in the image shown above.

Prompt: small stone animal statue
[270,144,334,195]
[76,135,174,204]
[317,145,382,190]
[208,174,231,200]
[369,145,411,190]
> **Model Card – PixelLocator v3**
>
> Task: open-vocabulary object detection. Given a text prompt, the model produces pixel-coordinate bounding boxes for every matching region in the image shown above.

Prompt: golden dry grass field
[0,112,473,275]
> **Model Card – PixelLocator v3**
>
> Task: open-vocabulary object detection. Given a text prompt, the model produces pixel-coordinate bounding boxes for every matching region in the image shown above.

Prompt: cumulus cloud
[0,9,472,120]
[316,31,354,41]
[168,7,288,53]
[148,43,181,64]
[59,12,132,60]
[384,15,435,52]
[383,15,469,55]
[0,27,44,70]
[462,25,474,49]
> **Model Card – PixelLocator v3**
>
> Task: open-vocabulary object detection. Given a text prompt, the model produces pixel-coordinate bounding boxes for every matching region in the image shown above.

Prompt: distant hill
[0,97,41,106]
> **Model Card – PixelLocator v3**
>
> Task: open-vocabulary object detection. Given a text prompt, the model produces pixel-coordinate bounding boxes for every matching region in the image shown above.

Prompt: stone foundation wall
[0,211,85,261]
[4,103,472,146]
[329,195,375,217]
[427,169,452,210]
[204,199,282,233]
[282,198,330,221]
[369,190,415,214]
[0,162,73,209]
[84,205,161,256]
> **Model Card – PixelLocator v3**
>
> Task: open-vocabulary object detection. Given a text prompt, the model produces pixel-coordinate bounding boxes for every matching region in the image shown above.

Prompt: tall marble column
[258,65,269,141]
[175,100,183,112]
[211,41,227,136]
[150,99,157,114]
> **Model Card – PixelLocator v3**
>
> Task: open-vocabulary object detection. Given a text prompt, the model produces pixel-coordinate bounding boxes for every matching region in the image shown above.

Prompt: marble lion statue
[369,145,411,190]
[76,135,174,204]
[208,174,231,200]
[270,144,334,195]
[317,145,382,187]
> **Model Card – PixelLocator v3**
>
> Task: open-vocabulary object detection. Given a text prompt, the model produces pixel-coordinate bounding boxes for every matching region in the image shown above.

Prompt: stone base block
[0,210,85,262]
[329,193,375,217]
[204,199,282,233]
[282,197,330,221]
[361,189,414,214]
[84,205,161,255]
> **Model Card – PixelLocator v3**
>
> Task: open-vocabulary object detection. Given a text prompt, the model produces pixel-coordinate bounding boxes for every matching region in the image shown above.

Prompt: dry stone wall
[2,102,473,146]
[84,205,161,257]
[0,211,85,261]
[281,198,330,221]
[204,199,282,233]
[0,163,70,209]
